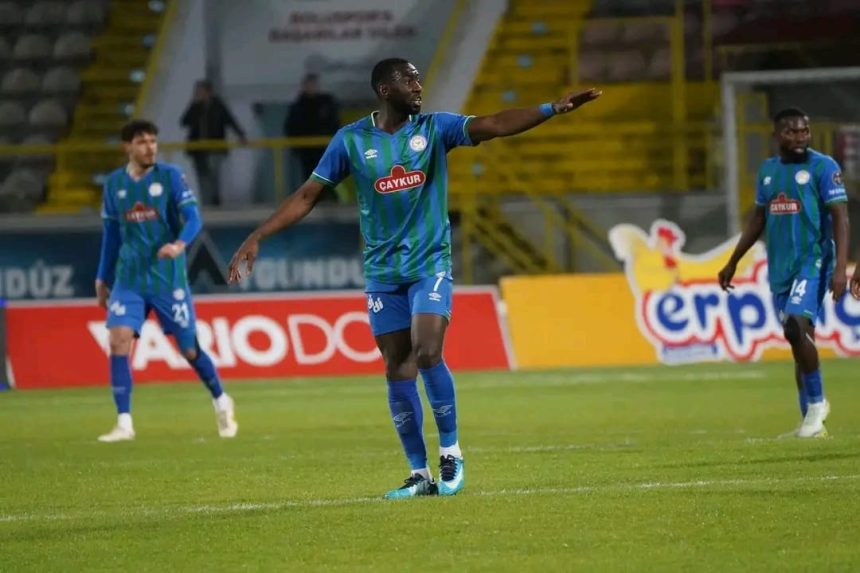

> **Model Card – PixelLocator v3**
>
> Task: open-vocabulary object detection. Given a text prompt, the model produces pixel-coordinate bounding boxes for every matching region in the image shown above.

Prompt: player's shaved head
[773,107,810,161]
[371,58,410,96]
[120,119,159,142]
[773,107,809,127]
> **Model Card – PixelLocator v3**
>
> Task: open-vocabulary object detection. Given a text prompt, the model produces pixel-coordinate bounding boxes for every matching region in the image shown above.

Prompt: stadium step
[453,0,719,216]
[48,0,169,210]
[509,1,592,19]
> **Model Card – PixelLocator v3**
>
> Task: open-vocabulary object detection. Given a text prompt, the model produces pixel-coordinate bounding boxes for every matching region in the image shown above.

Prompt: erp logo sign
[609,219,860,364]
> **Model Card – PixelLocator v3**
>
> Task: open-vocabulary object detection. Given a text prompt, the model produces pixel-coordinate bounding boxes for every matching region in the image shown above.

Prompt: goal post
[721,66,860,235]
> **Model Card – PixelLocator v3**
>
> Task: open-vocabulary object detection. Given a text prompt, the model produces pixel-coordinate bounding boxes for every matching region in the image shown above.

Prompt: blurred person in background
[95,119,238,442]
[181,80,247,207]
[284,74,341,201]
[719,108,849,440]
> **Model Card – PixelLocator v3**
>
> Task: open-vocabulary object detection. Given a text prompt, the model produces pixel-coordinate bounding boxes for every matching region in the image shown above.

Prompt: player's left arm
[467,88,601,143]
[830,202,849,300]
[818,158,850,300]
[158,168,202,260]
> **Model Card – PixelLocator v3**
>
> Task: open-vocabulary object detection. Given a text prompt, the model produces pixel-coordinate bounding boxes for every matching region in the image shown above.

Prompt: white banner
[218,0,455,104]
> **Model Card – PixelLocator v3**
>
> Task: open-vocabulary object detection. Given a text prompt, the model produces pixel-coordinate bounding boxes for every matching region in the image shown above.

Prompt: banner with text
[0,220,363,300]
[502,219,860,368]
[7,289,511,389]
[218,0,455,104]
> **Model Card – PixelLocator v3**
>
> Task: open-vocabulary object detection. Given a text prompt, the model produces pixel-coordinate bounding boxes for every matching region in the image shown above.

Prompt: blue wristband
[539,103,555,117]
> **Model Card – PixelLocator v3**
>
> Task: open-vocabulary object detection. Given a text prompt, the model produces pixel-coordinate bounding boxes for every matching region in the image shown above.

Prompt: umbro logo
[109,302,126,316]
[433,405,453,417]
[364,149,378,160]
[392,411,413,428]
[367,295,384,313]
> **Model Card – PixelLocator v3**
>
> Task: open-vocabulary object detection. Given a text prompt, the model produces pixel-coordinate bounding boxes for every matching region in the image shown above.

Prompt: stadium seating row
[1,67,81,96]
[0,32,93,64]
[0,0,106,30]
[0,1,108,212]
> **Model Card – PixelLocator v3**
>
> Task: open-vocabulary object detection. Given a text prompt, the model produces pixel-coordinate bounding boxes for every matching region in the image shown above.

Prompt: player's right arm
[227,130,350,283]
[718,168,768,291]
[95,180,121,308]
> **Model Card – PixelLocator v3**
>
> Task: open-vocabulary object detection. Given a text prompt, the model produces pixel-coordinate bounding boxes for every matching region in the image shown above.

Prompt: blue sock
[419,360,458,448]
[801,369,823,404]
[109,355,132,414]
[387,379,427,471]
[798,385,809,417]
[189,349,224,399]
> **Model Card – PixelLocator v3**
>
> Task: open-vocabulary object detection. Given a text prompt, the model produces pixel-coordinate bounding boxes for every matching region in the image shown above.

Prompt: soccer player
[718,108,849,438]
[227,58,600,497]
[95,119,238,442]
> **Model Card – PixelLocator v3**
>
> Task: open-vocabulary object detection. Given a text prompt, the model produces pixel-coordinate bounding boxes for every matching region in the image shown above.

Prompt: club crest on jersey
[124,201,158,222]
[769,193,801,215]
[409,135,427,152]
[374,165,426,194]
[117,189,127,199]
[794,170,810,185]
[149,182,164,197]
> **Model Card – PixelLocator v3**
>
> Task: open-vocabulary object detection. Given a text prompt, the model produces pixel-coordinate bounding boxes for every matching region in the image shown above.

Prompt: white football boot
[214,394,238,438]
[796,400,830,438]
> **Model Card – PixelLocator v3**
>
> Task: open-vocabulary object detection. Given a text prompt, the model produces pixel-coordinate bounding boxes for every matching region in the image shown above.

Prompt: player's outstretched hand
[553,88,602,115]
[157,241,185,260]
[717,262,736,291]
[228,236,260,284]
[850,266,860,300]
[830,270,847,301]
[95,280,110,309]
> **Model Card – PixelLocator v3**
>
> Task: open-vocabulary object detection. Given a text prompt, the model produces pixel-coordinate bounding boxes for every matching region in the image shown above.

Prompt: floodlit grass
[2,359,859,571]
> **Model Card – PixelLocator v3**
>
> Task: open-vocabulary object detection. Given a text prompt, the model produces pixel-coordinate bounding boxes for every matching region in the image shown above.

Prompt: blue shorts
[106,286,198,350]
[773,272,830,323]
[366,275,453,336]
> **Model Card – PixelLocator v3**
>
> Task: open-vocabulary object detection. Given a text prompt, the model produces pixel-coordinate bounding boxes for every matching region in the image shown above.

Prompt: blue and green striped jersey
[100,162,198,294]
[754,149,847,293]
[310,112,476,288]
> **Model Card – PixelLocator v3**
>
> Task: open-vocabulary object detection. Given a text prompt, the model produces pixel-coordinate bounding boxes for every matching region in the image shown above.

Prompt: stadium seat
[66,0,107,27]
[711,11,740,39]
[607,51,648,82]
[28,98,68,131]
[14,134,56,172]
[12,34,53,62]
[24,1,67,29]
[0,68,42,97]
[0,2,23,30]
[0,100,27,132]
[0,35,12,62]
[0,167,45,212]
[647,48,671,80]
[53,32,93,61]
[620,21,670,45]
[578,51,608,83]
[580,22,622,47]
[42,67,81,94]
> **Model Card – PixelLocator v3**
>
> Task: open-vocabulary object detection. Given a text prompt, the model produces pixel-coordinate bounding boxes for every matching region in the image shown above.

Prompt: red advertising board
[7,289,511,389]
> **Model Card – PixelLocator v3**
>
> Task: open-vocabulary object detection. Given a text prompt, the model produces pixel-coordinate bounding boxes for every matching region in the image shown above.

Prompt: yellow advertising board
[501,220,852,368]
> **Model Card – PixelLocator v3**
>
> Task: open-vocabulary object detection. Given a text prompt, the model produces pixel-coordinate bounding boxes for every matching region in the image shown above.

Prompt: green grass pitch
[1,359,859,572]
